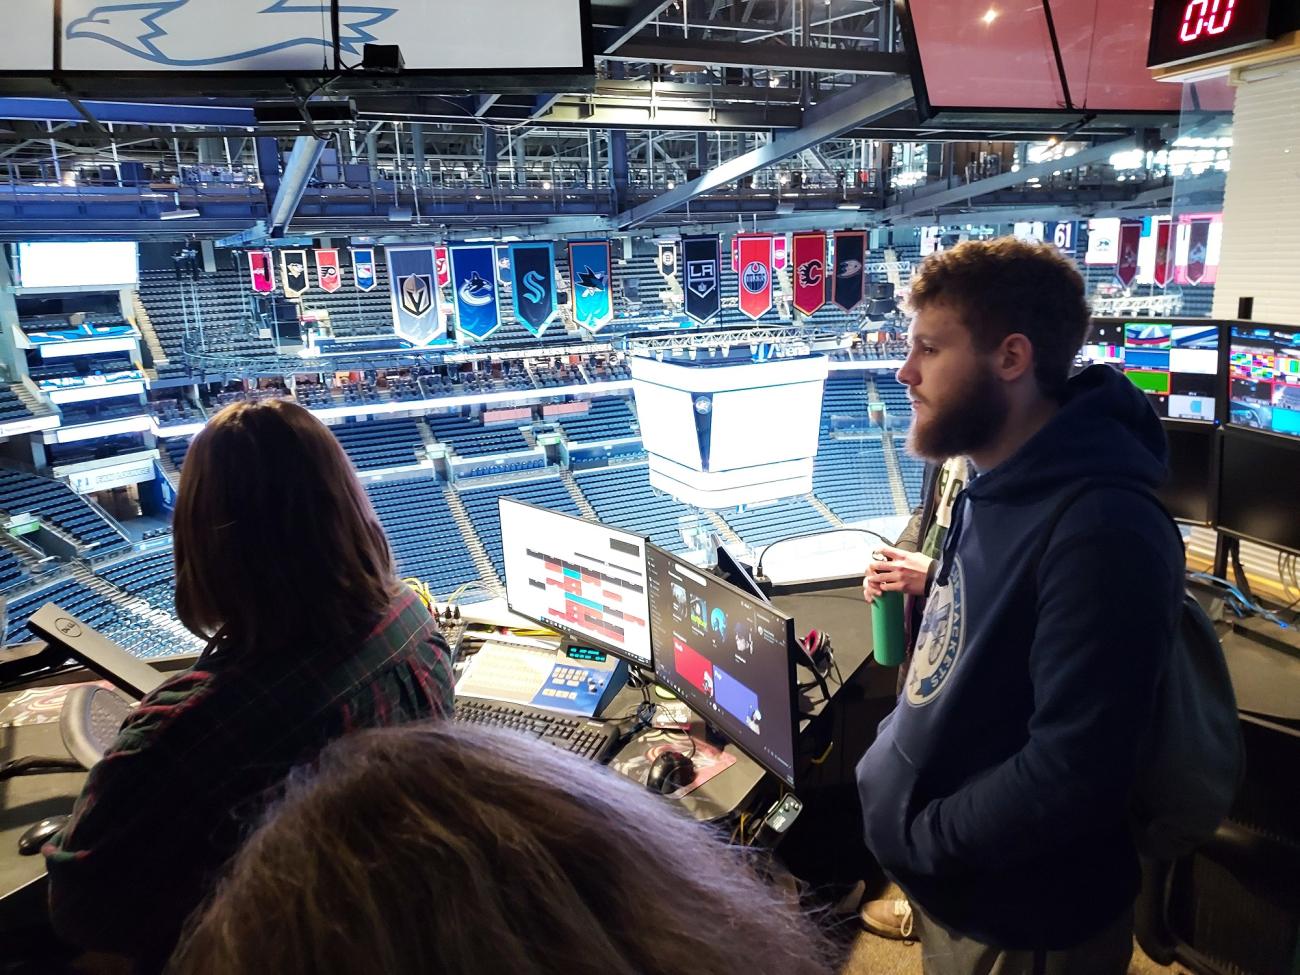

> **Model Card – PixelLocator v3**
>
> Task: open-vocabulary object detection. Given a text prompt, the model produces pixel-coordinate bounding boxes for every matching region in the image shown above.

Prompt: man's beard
[907,364,1010,462]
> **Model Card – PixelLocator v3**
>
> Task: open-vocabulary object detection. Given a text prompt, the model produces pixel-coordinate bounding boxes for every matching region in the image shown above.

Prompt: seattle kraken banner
[682,235,721,326]
[568,240,613,331]
[280,249,309,298]
[509,242,557,336]
[448,244,501,341]
[386,245,443,347]
[351,247,377,292]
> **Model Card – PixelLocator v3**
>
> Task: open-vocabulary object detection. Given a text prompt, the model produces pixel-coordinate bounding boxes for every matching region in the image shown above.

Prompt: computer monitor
[499,498,653,668]
[644,544,798,787]
[1082,318,1221,422]
[1159,420,1215,525]
[1216,426,1300,555]
[1228,324,1300,438]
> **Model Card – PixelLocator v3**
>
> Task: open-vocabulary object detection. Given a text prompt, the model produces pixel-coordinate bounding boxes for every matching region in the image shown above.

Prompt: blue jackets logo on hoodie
[905,557,966,706]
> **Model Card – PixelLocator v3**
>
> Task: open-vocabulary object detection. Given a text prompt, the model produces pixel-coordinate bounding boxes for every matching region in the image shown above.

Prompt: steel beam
[606,39,909,75]
[878,137,1139,220]
[614,75,913,227]
[474,94,502,117]
[267,136,327,237]
[599,0,678,53]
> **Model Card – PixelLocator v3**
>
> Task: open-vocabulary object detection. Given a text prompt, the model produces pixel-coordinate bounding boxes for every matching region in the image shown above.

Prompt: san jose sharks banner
[280,249,310,299]
[736,234,773,321]
[386,245,444,347]
[791,232,826,316]
[248,250,275,294]
[832,231,866,311]
[1115,222,1141,288]
[509,242,557,336]
[682,235,721,326]
[434,246,450,289]
[656,241,678,279]
[315,249,341,293]
[568,240,614,331]
[351,247,377,292]
[448,244,500,341]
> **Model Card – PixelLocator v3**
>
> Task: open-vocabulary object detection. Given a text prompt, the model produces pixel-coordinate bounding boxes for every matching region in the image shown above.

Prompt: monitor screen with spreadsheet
[500,498,653,668]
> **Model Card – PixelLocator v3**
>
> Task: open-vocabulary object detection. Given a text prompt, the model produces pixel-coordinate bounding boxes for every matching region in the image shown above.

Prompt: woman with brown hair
[45,399,454,973]
[168,722,839,975]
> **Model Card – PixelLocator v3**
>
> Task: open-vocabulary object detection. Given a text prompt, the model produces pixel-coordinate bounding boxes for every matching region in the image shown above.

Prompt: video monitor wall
[1083,318,1220,422]
[1228,326,1300,437]
[645,545,798,786]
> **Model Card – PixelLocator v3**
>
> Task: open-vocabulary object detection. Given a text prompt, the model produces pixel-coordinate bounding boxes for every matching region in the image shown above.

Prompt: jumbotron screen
[1082,318,1219,422]
[1229,325,1300,437]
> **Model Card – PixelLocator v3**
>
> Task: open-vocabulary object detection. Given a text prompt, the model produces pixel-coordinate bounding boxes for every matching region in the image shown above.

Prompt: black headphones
[799,628,833,675]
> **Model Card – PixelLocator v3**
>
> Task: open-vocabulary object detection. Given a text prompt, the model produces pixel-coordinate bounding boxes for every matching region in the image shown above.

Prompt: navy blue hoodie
[856,364,1185,950]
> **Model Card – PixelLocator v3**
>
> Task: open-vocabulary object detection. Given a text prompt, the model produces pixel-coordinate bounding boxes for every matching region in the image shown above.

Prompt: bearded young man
[856,238,1185,975]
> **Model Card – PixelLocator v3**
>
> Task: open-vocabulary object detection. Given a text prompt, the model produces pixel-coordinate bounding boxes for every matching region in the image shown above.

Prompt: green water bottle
[871,559,906,667]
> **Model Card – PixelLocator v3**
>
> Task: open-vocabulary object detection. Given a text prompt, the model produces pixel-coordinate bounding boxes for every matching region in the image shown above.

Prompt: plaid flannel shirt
[44,587,453,971]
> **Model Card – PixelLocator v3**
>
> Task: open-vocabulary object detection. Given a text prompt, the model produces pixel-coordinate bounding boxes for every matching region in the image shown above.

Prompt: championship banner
[1153,221,1172,288]
[656,240,678,279]
[315,249,341,293]
[280,249,310,298]
[791,232,827,316]
[1115,222,1141,288]
[832,231,866,311]
[1185,218,1211,285]
[248,250,275,293]
[773,234,788,271]
[682,235,721,326]
[351,247,377,292]
[448,244,501,341]
[386,245,443,347]
[736,234,773,321]
[569,240,614,331]
[434,246,450,289]
[509,242,557,336]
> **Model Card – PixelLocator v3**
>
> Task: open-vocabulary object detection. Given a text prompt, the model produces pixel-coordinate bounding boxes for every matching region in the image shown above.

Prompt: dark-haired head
[168,723,838,975]
[173,398,397,655]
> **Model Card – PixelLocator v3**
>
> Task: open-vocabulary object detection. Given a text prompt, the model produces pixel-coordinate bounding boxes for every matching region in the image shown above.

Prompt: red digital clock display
[1148,0,1280,68]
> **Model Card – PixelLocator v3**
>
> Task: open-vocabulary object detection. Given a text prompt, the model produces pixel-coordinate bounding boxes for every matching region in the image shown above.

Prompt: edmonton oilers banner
[386,245,443,347]
[509,242,557,336]
[736,234,773,321]
[682,235,721,326]
[569,239,614,331]
[791,232,826,316]
[351,247,377,292]
[248,250,275,293]
[280,249,310,298]
[448,244,501,341]
[832,231,866,311]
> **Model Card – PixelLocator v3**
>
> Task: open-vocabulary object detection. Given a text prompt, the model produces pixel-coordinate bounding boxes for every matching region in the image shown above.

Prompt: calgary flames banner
[791,232,826,316]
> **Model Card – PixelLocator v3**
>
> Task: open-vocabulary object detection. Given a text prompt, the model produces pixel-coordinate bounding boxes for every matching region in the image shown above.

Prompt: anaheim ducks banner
[385,245,444,346]
[832,231,866,311]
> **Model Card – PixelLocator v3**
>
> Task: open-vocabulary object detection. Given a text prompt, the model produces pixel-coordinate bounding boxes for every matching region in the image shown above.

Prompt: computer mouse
[18,815,70,856]
[645,751,696,796]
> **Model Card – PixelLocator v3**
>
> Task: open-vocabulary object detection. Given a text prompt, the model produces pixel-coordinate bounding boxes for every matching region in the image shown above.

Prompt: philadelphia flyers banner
[736,234,773,321]
[315,249,341,293]
[791,232,826,316]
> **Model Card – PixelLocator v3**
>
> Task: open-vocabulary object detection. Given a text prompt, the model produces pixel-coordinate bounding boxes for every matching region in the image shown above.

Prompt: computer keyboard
[453,697,620,762]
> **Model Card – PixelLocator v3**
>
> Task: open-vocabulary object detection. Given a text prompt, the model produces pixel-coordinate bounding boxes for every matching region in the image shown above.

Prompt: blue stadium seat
[457,477,581,580]
[364,477,478,596]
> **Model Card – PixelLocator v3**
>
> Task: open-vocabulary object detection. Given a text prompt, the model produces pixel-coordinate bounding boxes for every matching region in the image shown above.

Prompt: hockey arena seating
[575,465,701,554]
[329,417,426,472]
[459,476,582,580]
[0,469,129,551]
[363,477,479,596]
[721,496,835,548]
[428,414,531,457]
[555,398,638,443]
[0,385,34,424]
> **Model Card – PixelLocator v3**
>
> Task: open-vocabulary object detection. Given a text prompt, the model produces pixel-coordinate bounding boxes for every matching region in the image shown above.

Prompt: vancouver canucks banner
[832,231,866,311]
[682,235,721,326]
[736,234,773,321]
[448,244,501,341]
[386,245,443,347]
[315,249,341,293]
[791,232,826,316]
[280,249,310,298]
[568,240,614,331]
[351,247,377,292]
[509,242,557,336]
[248,250,275,294]
[656,240,678,279]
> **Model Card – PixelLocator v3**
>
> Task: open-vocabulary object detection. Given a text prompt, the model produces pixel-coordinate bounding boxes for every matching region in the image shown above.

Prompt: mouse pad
[610,731,736,798]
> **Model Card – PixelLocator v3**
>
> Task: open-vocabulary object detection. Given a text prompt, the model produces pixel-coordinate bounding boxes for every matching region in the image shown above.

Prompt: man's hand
[863,546,935,603]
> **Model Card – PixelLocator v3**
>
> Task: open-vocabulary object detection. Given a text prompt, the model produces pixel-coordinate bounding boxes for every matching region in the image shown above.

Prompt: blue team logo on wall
[64,1,398,68]
[905,558,966,707]
[741,260,768,294]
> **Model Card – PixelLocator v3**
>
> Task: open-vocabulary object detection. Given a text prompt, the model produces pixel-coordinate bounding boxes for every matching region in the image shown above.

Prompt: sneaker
[859,897,916,941]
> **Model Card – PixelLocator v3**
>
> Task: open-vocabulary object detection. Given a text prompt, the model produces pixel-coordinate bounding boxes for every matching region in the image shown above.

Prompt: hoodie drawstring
[935,487,968,588]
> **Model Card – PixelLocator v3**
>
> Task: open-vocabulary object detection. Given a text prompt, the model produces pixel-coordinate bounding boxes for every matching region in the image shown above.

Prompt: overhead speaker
[362,44,404,73]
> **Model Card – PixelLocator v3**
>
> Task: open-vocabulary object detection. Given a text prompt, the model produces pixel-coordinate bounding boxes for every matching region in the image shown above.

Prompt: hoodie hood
[965,364,1168,503]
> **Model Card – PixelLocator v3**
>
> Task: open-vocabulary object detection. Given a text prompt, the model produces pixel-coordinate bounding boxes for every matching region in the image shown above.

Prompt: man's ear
[995,332,1035,383]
